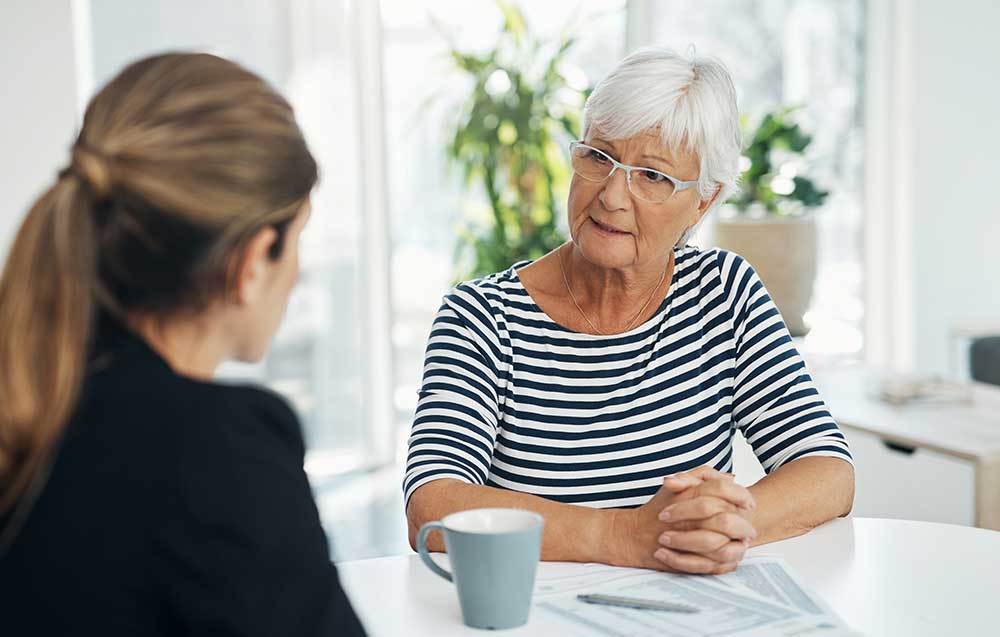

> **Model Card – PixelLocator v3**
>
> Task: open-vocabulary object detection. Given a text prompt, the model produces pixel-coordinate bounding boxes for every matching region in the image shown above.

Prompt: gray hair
[582,47,742,223]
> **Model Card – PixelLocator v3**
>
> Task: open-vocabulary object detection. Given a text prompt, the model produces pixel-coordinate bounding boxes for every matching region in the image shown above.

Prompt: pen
[577,593,699,613]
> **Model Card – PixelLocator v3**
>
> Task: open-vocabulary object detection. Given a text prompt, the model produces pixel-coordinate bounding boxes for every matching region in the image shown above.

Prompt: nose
[598,166,631,212]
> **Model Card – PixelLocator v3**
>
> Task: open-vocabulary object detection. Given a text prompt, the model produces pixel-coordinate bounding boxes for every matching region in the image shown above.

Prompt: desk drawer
[844,426,975,526]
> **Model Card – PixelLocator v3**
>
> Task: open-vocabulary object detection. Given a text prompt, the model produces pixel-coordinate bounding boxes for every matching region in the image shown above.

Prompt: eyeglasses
[569,141,699,203]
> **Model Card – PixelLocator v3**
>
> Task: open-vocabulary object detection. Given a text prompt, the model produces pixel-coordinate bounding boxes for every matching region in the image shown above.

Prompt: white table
[338,518,1000,636]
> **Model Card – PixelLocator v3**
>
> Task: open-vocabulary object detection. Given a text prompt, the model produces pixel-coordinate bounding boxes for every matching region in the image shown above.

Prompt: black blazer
[0,321,365,636]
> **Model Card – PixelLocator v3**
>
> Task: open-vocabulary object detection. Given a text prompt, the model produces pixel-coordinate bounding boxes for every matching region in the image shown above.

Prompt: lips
[591,218,630,235]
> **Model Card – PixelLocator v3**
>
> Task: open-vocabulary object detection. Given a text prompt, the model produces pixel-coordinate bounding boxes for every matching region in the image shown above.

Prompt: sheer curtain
[631,0,866,360]
[380,0,627,457]
[86,0,389,479]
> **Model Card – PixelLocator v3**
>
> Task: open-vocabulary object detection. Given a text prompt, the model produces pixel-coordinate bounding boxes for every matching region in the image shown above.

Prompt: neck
[126,311,232,381]
[562,243,674,333]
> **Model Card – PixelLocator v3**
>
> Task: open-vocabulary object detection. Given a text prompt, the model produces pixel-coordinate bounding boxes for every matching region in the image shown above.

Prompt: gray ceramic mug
[416,508,544,630]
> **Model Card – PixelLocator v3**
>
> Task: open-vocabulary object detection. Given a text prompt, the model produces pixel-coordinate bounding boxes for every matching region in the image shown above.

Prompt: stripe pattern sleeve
[402,284,507,508]
[719,251,853,473]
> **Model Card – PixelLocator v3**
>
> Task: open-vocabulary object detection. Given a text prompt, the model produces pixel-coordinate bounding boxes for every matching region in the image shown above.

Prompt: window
[381,1,627,454]
[86,0,383,478]
[633,0,866,360]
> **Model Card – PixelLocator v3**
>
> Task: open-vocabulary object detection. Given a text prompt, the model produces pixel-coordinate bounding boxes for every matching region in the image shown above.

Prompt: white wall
[0,0,291,260]
[0,1,79,257]
[88,0,290,90]
[911,0,1000,374]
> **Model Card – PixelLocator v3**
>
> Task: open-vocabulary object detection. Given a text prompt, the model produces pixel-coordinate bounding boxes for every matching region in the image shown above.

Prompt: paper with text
[531,557,859,636]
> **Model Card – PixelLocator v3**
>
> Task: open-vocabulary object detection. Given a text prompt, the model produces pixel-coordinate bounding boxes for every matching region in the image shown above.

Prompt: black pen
[577,593,700,613]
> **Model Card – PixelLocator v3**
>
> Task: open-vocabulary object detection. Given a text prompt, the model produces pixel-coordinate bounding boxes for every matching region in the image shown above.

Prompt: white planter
[712,213,817,336]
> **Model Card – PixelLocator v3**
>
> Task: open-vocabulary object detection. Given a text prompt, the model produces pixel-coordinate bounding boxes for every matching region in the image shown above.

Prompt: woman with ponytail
[0,53,365,635]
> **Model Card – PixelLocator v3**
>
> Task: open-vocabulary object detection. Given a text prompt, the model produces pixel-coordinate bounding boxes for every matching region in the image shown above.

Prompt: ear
[232,226,279,306]
[679,185,723,241]
[697,184,724,216]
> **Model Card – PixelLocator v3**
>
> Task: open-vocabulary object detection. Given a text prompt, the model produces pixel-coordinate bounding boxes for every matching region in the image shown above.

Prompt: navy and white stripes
[404,247,851,509]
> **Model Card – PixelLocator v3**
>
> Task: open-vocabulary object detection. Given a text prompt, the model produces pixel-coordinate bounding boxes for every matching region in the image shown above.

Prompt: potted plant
[439,1,587,280]
[714,106,829,336]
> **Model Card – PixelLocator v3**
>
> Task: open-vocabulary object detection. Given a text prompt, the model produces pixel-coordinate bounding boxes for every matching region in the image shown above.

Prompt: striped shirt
[404,247,852,509]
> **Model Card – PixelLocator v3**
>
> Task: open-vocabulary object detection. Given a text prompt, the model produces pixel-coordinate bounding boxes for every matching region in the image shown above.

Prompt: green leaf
[728,105,829,217]
[437,1,577,279]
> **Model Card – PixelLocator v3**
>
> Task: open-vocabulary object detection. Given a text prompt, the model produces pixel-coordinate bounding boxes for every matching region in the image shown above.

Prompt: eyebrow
[590,137,617,151]
[588,138,678,170]
[641,154,676,169]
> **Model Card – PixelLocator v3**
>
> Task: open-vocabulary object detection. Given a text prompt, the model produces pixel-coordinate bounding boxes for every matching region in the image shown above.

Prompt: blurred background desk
[338,518,1000,636]
[812,366,1000,530]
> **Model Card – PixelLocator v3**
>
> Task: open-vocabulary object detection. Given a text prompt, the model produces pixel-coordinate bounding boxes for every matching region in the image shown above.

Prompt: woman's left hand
[653,469,758,574]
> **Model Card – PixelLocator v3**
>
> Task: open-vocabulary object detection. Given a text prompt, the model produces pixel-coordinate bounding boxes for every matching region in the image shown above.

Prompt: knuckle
[714,562,738,575]
[718,513,741,536]
[689,533,713,552]
[712,499,733,516]
[736,485,752,505]
[711,543,742,563]
[706,531,730,551]
[725,542,747,562]
[694,499,715,517]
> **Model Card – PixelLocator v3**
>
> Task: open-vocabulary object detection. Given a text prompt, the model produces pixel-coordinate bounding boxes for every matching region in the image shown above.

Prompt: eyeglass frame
[568,141,700,203]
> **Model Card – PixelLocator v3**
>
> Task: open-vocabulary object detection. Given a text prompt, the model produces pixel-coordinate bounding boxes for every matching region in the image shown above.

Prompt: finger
[712,561,740,575]
[660,519,703,532]
[706,512,757,541]
[659,529,730,553]
[692,479,756,510]
[688,466,735,482]
[666,466,733,486]
[659,496,736,523]
[703,539,749,565]
[661,474,702,493]
[662,466,734,494]
[662,512,756,541]
[652,547,720,574]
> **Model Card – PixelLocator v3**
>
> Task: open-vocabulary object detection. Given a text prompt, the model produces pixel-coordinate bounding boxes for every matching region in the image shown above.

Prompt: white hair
[582,47,742,224]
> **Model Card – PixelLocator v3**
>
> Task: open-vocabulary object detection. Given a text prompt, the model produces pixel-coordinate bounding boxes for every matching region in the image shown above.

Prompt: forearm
[406,479,612,562]
[747,456,854,546]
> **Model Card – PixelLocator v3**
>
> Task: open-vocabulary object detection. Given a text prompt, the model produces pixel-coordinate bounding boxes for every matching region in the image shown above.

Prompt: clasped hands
[608,466,757,575]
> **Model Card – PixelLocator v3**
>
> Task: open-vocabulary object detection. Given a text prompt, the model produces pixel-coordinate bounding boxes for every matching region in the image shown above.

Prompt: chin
[576,235,636,269]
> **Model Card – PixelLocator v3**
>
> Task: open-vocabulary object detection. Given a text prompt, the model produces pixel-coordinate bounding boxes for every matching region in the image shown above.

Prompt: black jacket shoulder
[0,323,365,636]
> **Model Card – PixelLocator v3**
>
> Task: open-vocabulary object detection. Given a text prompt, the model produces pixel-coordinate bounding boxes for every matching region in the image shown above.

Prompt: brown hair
[0,53,317,526]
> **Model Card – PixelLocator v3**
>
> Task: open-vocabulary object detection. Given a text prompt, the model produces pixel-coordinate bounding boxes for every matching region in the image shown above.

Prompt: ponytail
[0,169,100,527]
[0,51,317,549]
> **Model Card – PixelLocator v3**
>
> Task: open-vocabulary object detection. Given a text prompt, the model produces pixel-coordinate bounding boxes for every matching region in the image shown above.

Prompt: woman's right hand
[602,467,755,573]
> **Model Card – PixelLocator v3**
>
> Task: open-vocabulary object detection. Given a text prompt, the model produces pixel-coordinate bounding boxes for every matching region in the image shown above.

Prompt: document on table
[708,556,830,615]
[532,556,859,637]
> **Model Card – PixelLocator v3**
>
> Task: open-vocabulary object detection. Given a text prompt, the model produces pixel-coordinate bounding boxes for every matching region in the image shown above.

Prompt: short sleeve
[718,251,853,473]
[403,284,506,508]
[155,388,366,636]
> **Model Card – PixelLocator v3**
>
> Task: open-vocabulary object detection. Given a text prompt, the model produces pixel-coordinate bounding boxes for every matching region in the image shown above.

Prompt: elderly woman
[404,48,854,575]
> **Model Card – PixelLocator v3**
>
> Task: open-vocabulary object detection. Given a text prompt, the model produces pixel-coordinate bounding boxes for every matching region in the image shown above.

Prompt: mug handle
[416,521,453,582]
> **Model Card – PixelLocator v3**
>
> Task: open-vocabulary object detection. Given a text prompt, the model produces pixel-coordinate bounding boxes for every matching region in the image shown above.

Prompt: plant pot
[712,213,817,337]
